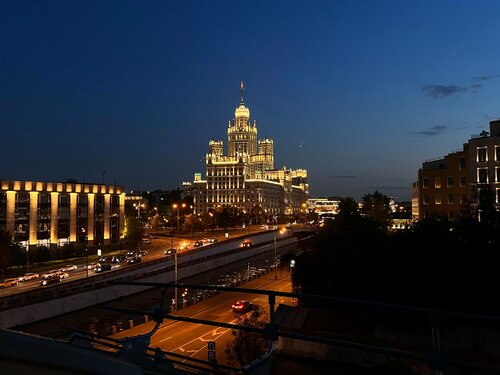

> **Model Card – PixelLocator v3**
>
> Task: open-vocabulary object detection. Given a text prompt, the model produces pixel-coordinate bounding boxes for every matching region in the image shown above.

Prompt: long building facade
[0,180,125,249]
[190,83,308,216]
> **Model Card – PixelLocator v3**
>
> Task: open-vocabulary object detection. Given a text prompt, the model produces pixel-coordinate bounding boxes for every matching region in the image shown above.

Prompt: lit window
[477,147,487,162]
[435,194,441,205]
[435,177,441,189]
[477,168,488,183]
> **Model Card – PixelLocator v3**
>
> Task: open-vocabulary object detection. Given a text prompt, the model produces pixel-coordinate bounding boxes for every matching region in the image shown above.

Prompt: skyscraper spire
[240,81,244,104]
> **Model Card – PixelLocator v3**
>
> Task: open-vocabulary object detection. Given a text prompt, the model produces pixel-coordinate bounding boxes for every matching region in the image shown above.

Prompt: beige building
[191,83,308,216]
[0,180,125,249]
[415,119,500,219]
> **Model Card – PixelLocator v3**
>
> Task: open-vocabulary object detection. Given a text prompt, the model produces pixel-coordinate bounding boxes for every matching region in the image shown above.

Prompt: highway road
[0,225,271,297]
[111,271,295,369]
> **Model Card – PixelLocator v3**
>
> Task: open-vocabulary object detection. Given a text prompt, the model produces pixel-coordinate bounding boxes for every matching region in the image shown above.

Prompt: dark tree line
[293,190,500,315]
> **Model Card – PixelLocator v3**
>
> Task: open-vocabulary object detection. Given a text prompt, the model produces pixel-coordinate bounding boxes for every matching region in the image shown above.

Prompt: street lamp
[172,203,186,235]
[166,248,178,312]
[133,203,145,220]
[209,211,218,240]
[274,228,286,280]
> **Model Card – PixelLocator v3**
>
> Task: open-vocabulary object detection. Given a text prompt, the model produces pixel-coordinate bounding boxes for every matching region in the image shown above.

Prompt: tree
[123,216,144,250]
[149,214,162,231]
[225,308,269,367]
[182,214,206,236]
[0,230,13,275]
[360,190,392,228]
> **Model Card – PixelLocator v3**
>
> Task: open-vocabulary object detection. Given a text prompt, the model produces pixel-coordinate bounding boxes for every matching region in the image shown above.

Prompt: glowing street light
[274,228,286,280]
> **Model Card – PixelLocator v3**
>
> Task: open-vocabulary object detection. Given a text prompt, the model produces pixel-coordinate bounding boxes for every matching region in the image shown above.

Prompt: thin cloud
[413,125,447,136]
[422,84,467,98]
[331,175,357,179]
[470,83,483,91]
[471,75,491,82]
[371,186,409,191]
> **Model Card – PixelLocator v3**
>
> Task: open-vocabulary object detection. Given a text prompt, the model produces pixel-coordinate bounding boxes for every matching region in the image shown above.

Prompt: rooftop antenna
[240,81,244,104]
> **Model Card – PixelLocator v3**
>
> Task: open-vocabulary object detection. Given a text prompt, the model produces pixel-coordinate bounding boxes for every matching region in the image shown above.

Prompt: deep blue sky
[2,1,500,200]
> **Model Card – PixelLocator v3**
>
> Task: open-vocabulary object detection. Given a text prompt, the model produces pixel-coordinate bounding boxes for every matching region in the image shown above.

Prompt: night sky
[2,1,500,200]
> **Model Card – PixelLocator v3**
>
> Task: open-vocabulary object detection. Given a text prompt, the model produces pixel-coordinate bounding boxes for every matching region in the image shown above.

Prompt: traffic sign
[207,341,216,351]
[208,341,216,363]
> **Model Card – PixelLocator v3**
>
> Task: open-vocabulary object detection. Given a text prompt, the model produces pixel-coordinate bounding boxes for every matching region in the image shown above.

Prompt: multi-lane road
[111,271,295,369]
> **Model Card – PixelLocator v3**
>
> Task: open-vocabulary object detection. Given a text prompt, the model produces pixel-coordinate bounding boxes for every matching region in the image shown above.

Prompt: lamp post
[174,250,178,311]
[274,228,286,280]
[26,248,29,274]
[209,211,218,240]
[274,235,277,280]
[166,248,178,312]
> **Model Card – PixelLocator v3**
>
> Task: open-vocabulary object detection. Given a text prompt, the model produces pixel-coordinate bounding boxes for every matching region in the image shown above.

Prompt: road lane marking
[160,336,172,342]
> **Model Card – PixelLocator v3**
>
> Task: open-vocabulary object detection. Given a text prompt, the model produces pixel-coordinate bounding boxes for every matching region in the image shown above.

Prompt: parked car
[40,275,61,287]
[60,264,77,272]
[94,264,112,273]
[0,278,19,288]
[18,273,39,282]
[231,300,253,313]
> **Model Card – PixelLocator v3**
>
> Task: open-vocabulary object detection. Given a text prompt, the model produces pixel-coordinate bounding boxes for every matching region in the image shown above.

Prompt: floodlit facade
[191,83,308,216]
[0,180,125,249]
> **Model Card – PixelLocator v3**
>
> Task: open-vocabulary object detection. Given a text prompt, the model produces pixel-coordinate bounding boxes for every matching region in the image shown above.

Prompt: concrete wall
[0,232,297,328]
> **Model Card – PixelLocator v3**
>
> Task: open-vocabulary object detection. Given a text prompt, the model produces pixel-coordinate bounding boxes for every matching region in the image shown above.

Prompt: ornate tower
[227,82,258,157]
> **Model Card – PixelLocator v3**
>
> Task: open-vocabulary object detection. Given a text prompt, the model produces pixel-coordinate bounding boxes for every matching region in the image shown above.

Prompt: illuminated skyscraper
[190,83,308,217]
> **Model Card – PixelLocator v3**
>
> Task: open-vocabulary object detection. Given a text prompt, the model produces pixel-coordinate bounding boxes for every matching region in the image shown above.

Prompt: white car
[18,273,39,282]
[60,265,78,272]
[57,271,69,279]
[85,263,98,270]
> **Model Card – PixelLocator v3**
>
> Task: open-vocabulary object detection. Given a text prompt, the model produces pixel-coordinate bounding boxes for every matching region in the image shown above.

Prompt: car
[18,272,39,282]
[193,241,204,247]
[40,275,61,287]
[41,270,60,279]
[142,238,151,244]
[241,240,252,248]
[127,256,142,264]
[111,255,126,263]
[0,278,19,288]
[94,264,112,273]
[98,256,113,264]
[60,264,77,272]
[57,271,69,279]
[207,238,217,243]
[231,300,253,313]
[164,248,177,256]
[85,263,98,270]
[260,225,269,230]
[177,243,189,251]
[138,250,148,256]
